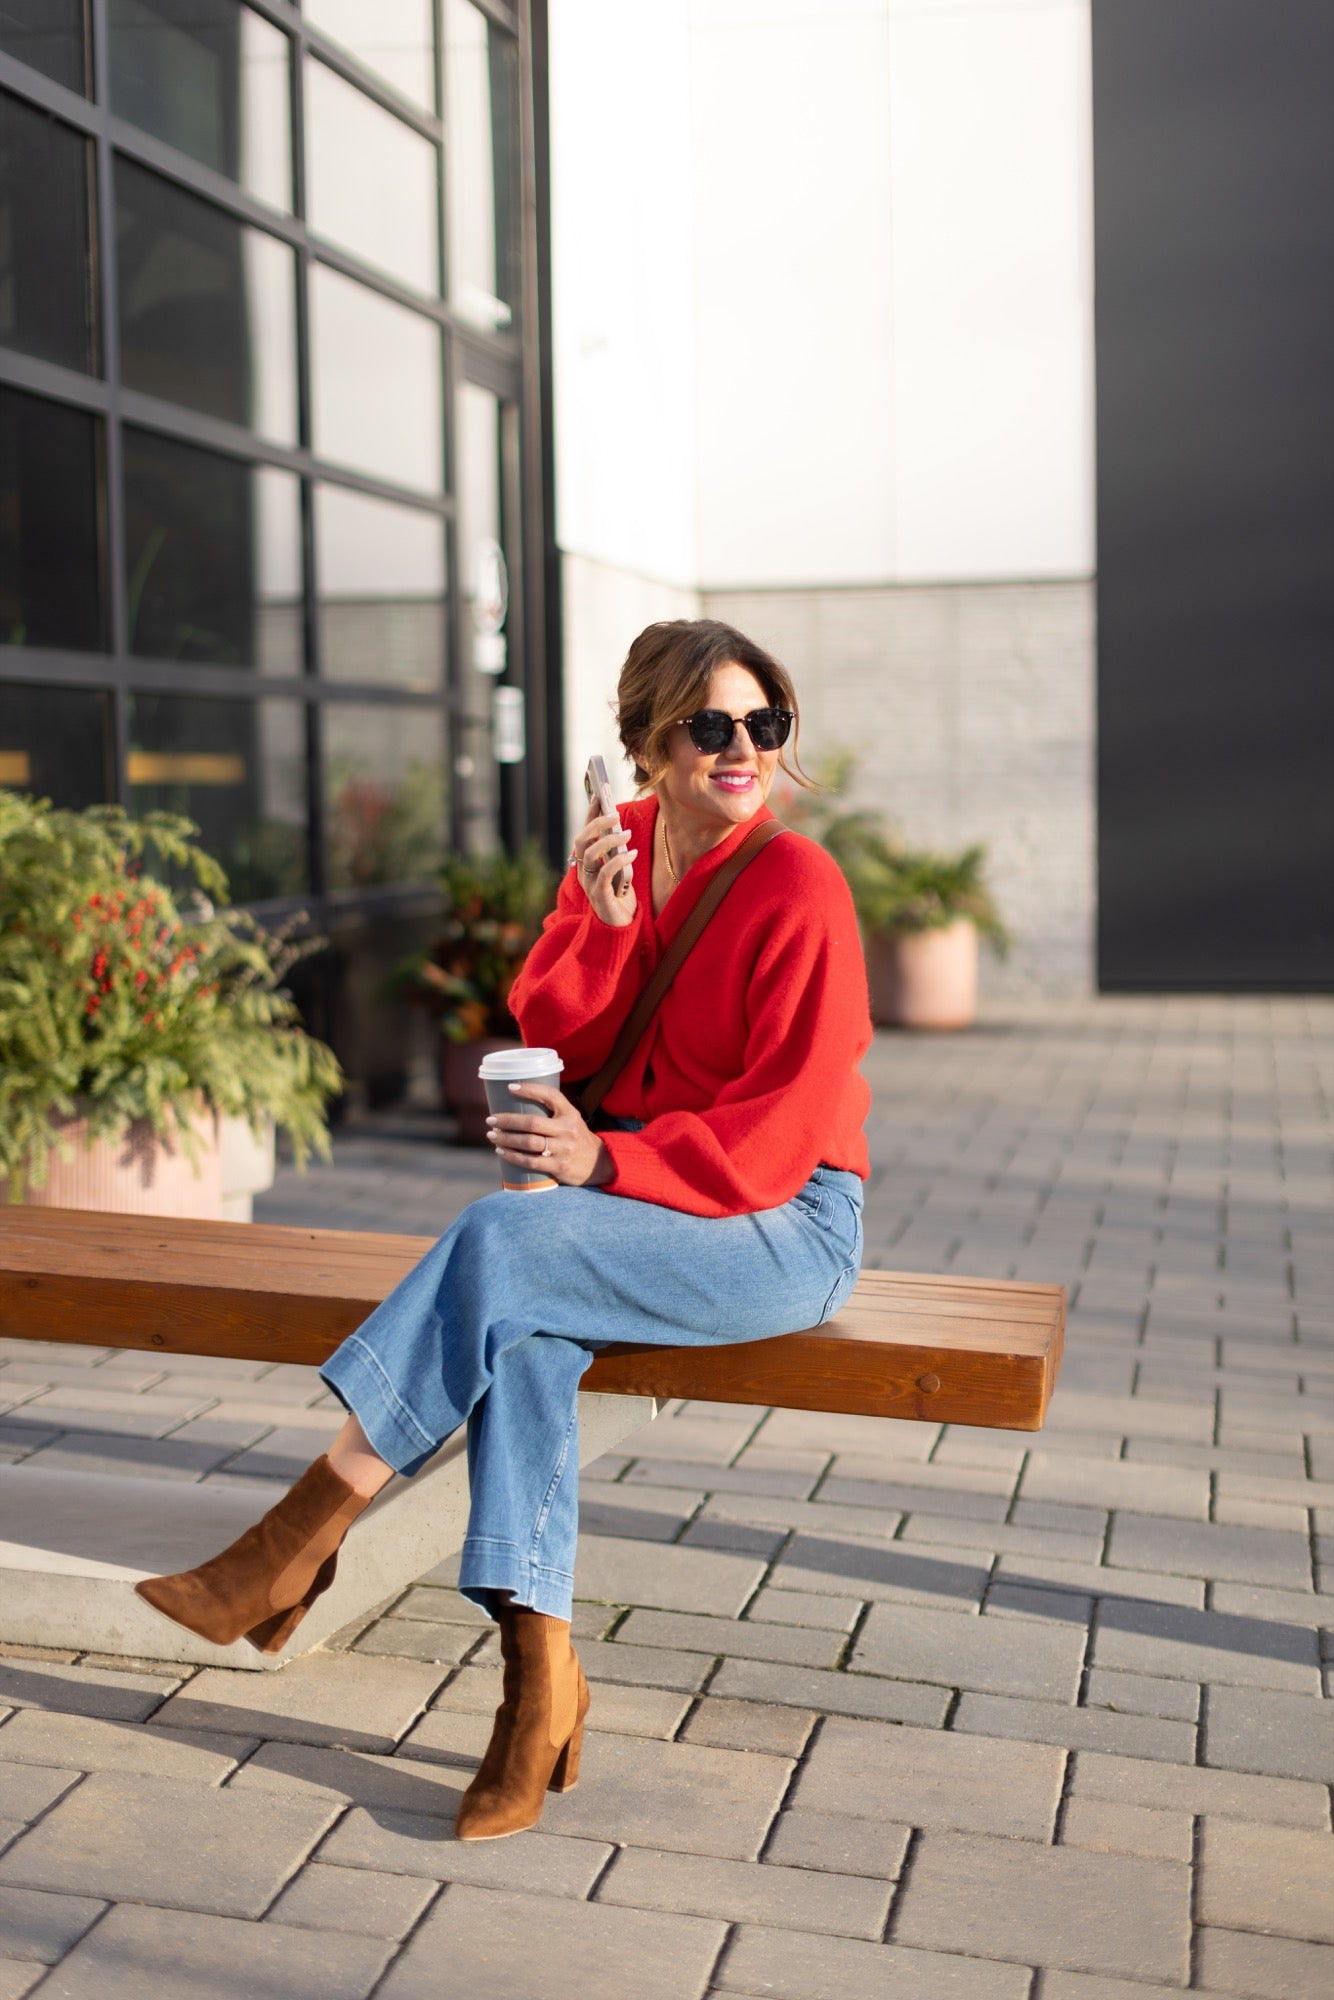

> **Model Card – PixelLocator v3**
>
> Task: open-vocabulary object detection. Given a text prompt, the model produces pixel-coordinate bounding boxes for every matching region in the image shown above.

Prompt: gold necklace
[661,817,680,885]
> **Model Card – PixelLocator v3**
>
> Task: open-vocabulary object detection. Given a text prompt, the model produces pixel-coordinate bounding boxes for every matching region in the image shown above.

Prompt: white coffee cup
[478,1047,564,1192]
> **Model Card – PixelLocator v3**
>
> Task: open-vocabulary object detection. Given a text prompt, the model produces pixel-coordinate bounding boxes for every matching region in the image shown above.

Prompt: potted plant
[0,793,342,1214]
[389,842,556,1141]
[776,757,1008,1029]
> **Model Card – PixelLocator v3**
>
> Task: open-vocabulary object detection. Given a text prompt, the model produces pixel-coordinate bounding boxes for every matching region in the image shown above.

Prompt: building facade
[0,0,560,1097]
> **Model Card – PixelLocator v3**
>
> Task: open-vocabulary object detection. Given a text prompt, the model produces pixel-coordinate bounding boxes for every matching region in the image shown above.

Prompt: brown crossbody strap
[575,817,787,1122]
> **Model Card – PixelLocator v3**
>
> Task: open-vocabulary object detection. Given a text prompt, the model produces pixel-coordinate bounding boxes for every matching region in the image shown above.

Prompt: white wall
[549,0,1094,590]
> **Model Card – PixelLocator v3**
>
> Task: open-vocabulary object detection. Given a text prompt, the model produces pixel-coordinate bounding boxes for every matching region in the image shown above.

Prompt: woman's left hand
[486,1083,614,1187]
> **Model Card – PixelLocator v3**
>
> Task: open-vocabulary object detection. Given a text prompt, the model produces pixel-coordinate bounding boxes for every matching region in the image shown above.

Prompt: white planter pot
[219,1115,276,1224]
[22,1104,223,1219]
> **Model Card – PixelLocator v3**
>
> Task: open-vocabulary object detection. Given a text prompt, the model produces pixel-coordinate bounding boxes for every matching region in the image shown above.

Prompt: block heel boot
[134,1456,371,1654]
[455,1606,590,1841]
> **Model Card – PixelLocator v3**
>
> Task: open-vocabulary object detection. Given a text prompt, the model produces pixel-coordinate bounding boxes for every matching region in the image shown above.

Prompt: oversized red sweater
[509,797,872,1217]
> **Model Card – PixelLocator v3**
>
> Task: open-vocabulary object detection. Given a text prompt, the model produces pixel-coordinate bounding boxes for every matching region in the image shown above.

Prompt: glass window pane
[444,0,517,330]
[109,0,292,212]
[0,385,106,652]
[324,702,445,888]
[303,0,434,117]
[305,59,438,295]
[0,1,87,95]
[123,427,302,672]
[0,686,111,809]
[0,92,97,374]
[309,263,442,492]
[128,692,308,900]
[316,485,445,692]
[116,159,297,445]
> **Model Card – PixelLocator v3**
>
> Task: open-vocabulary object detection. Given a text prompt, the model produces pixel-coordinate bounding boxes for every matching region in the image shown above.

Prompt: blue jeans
[320,1165,863,1621]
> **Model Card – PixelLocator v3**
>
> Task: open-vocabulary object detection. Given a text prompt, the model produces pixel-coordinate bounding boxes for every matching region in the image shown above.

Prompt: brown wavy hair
[615,619,814,791]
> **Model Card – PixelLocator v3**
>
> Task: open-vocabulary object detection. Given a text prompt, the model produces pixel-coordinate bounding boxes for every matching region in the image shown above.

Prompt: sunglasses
[678,707,795,754]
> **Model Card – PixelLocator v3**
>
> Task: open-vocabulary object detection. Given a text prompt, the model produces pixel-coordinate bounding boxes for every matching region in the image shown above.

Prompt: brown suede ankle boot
[134,1455,371,1654]
[454,1606,589,1841]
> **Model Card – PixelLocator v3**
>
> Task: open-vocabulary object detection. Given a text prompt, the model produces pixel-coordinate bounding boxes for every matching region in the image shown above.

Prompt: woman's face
[657,662,781,832]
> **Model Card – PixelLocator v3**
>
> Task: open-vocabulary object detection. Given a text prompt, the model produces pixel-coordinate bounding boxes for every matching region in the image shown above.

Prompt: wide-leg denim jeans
[320,1165,863,1621]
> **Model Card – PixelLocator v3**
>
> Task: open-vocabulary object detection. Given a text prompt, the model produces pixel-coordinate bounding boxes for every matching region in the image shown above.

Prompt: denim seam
[336,1334,437,1454]
[530,1402,578,1562]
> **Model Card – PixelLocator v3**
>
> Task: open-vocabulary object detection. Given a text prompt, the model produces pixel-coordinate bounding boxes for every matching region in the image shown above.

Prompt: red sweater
[509,797,872,1217]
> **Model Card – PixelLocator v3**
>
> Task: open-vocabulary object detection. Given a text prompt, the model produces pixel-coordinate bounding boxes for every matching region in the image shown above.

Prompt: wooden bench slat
[0,1207,1065,1431]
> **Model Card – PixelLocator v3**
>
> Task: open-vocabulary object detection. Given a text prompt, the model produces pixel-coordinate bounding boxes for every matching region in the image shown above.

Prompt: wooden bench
[0,1207,1064,1671]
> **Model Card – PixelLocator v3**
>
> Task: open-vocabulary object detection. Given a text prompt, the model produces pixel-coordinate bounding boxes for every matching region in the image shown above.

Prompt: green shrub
[388,841,558,1045]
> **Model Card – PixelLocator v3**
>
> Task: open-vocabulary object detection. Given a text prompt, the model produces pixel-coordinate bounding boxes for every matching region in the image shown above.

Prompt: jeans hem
[319,1334,446,1479]
[458,1535,576,1622]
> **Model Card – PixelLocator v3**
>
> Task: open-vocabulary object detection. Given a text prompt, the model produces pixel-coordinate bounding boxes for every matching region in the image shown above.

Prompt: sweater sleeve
[508,860,645,1078]
[599,867,871,1217]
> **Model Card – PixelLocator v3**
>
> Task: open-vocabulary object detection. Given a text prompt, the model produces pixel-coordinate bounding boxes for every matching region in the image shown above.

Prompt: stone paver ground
[1,995,1331,1997]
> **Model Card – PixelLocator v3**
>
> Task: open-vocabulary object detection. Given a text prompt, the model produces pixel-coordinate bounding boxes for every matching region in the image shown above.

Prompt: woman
[136,619,871,1840]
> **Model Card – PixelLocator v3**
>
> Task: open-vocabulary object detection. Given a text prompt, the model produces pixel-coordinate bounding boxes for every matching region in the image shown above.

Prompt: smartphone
[584,754,632,892]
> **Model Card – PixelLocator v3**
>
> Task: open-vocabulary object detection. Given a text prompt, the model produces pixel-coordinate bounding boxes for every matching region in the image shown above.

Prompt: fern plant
[0,793,343,1197]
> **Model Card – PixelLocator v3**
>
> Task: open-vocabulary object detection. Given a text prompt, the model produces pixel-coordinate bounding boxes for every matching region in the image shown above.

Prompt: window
[0,685,111,809]
[0,1,88,96]
[305,59,439,294]
[303,0,435,115]
[316,486,446,691]
[108,0,292,211]
[444,0,518,330]
[116,159,298,444]
[324,702,446,888]
[309,263,443,492]
[0,387,106,653]
[128,691,309,899]
[123,429,301,671]
[0,92,97,375]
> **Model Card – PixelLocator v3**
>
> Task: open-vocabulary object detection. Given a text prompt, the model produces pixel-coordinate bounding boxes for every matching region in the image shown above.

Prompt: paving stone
[715,1923,1031,1999]
[0,1661,180,1724]
[983,1581,1093,1625]
[699,1491,905,1540]
[1070,1747,1331,1828]
[270,1860,440,1939]
[1010,1498,1111,1535]
[708,1658,949,1727]
[229,1739,476,1816]
[0,1764,81,1827]
[895,1829,1189,1982]
[1108,1514,1314,1588]
[379,1880,726,2000]
[1043,1390,1214,1442]
[153,1652,445,1753]
[852,1602,1086,1700]
[575,1536,765,1616]
[0,1771,336,1917]
[600,1845,891,1940]
[15,1432,241,1480]
[615,1608,843,1669]
[952,1693,1195,1762]
[37,1901,390,1999]
[1195,1926,1334,1999]
[680,1697,815,1757]
[1213,1493,1311,1533]
[759,1410,942,1459]
[623,1459,821,1499]
[351,1618,477,1665]
[406,1677,691,1760]
[1041,1975,1232,2000]
[537,1730,792,1860]
[1083,1666,1201,1722]
[1197,1816,1334,1942]
[391,1708,492,1769]
[903,1512,1105,1562]
[1204,1683,1334,1780]
[762,1807,911,1879]
[820,1469,1014,1520]
[1126,1438,1308,1475]
[389,1585,491,1628]
[0,1958,43,1998]
[1092,1597,1322,1692]
[774,1533,992,1611]
[1059,1795,1194,1862]
[792,1717,1063,1839]
[579,1484,705,1542]
[320,1804,611,1896]
[1020,1452,1209,1519]
[572,1638,711,1693]
[0,1884,104,1962]
[746,1586,863,1632]
[624,1415,761,1464]
[993,1552,1204,1608]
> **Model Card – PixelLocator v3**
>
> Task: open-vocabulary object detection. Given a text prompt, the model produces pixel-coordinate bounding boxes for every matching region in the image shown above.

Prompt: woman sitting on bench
[136,618,872,1841]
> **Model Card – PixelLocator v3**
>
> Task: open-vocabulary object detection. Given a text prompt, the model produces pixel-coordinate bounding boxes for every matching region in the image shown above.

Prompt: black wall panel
[1094,0,1334,988]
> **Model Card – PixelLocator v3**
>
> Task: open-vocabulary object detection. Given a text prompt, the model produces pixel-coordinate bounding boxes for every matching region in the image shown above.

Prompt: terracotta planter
[866,919,979,1030]
[22,1104,223,1218]
[219,1114,276,1223]
[440,1035,520,1144]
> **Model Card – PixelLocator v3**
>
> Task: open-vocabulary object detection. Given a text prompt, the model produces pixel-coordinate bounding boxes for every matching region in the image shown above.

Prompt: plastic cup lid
[477,1046,564,1080]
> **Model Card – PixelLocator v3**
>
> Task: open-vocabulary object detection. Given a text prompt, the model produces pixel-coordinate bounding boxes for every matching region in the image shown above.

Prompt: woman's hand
[571,801,637,928]
[487,1083,614,1187]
